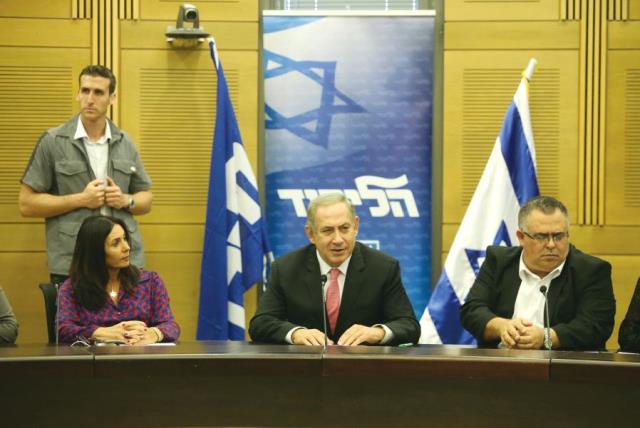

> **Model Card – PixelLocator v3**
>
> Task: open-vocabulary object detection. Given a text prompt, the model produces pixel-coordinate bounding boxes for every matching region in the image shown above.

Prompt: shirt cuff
[373,324,394,344]
[285,326,305,344]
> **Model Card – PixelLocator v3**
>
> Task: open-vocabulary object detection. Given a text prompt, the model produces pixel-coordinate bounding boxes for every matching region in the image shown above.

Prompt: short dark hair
[79,65,117,94]
[69,215,138,311]
[518,196,570,231]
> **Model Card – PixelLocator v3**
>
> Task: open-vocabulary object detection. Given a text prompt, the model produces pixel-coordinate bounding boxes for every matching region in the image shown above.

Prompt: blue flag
[197,39,272,340]
[419,59,540,344]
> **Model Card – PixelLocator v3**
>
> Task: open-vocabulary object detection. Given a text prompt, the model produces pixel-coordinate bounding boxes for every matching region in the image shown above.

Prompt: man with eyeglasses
[460,196,615,350]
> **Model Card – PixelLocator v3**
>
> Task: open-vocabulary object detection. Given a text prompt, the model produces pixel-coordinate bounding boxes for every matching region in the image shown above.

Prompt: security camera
[166,3,209,46]
[178,4,199,26]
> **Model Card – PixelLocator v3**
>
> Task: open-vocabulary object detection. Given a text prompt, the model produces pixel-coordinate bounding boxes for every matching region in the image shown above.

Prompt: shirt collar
[74,117,112,144]
[316,250,351,277]
[518,251,566,282]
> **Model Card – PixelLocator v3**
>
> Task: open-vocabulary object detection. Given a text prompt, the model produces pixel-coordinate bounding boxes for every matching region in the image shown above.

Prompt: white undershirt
[75,119,111,215]
[513,253,565,328]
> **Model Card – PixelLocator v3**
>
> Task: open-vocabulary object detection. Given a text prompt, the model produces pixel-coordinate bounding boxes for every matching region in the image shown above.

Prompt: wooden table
[2,343,640,427]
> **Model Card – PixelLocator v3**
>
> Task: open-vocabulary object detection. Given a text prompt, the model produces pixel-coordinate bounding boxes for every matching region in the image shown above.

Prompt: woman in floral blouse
[57,215,179,344]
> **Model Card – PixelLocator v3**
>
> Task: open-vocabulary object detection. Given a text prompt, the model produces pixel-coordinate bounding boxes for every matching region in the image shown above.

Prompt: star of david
[264,50,366,149]
[464,221,513,277]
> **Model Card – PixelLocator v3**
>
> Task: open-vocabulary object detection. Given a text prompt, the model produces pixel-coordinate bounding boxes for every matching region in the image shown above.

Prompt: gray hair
[306,193,356,232]
[518,195,570,231]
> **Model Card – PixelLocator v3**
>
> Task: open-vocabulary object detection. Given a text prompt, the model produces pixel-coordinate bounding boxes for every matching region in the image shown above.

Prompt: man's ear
[516,229,525,246]
[304,225,315,244]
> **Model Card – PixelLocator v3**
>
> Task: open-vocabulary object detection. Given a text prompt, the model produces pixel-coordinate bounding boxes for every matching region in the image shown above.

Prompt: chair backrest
[38,283,58,344]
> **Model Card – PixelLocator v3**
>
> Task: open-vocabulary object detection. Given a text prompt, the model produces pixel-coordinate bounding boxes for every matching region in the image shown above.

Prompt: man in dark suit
[249,193,420,346]
[460,196,615,350]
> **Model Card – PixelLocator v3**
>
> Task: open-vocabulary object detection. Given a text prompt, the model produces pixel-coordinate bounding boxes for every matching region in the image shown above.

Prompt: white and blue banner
[197,39,272,341]
[264,13,434,315]
[419,60,540,344]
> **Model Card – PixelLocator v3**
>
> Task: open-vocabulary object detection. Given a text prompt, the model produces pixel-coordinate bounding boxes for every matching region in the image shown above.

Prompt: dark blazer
[249,242,420,345]
[460,244,615,350]
[619,278,640,353]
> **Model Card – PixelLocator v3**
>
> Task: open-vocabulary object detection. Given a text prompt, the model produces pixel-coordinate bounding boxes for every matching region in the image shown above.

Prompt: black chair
[38,283,58,344]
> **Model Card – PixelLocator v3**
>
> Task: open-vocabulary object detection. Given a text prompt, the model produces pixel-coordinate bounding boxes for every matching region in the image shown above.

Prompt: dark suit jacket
[249,242,420,345]
[460,244,615,350]
[619,278,640,353]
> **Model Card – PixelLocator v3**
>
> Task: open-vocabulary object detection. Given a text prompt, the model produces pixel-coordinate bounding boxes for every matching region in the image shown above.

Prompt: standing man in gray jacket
[19,65,153,285]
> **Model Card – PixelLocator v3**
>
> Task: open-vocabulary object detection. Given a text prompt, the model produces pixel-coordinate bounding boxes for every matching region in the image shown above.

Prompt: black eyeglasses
[522,230,569,244]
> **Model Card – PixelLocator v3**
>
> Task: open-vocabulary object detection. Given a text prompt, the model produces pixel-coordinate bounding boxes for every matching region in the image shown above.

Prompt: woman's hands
[91,320,160,345]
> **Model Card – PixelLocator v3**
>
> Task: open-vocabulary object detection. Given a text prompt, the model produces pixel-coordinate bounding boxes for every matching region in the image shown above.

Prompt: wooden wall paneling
[606,50,640,224]
[0,47,89,209]
[119,20,258,50]
[0,253,50,344]
[144,253,201,342]
[0,0,71,18]
[443,50,579,225]
[627,0,639,19]
[0,18,90,48]
[137,0,257,21]
[444,21,580,50]
[609,20,640,49]
[445,0,560,21]
[119,48,258,213]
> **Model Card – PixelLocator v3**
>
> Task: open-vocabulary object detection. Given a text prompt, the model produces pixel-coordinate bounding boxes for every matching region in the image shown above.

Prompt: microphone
[539,285,552,350]
[320,274,329,349]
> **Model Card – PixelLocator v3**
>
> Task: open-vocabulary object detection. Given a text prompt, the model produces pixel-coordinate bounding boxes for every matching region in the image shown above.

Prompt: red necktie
[326,268,341,335]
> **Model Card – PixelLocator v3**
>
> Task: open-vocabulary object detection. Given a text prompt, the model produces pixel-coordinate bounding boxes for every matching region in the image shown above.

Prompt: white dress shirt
[75,119,111,215]
[513,253,565,328]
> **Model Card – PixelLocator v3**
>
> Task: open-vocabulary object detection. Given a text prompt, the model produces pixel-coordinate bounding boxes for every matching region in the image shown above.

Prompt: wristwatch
[127,195,135,210]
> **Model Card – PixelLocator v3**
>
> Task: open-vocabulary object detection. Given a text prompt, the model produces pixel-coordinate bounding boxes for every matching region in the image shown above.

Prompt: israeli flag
[419,59,540,344]
[197,39,272,340]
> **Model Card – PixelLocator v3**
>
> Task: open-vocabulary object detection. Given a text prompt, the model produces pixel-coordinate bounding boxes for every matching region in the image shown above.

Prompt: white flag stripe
[228,301,245,328]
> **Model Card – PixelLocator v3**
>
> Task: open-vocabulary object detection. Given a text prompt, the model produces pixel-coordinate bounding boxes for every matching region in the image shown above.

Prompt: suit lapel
[502,256,522,317]
[302,245,324,327]
[337,243,365,333]
[547,245,574,323]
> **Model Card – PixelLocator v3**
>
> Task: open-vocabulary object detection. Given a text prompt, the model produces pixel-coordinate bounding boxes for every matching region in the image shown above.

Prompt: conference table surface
[2,342,640,427]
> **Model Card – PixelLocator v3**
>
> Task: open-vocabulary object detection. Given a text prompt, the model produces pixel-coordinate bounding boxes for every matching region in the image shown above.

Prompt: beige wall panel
[443,50,579,225]
[630,0,640,20]
[0,252,50,344]
[145,252,257,341]
[601,255,640,350]
[0,18,89,48]
[144,253,200,341]
[0,224,45,251]
[139,224,203,252]
[0,46,89,206]
[445,0,559,21]
[606,50,640,224]
[0,0,71,18]
[609,21,640,49]
[120,20,258,50]
[139,0,257,21]
[445,21,580,50]
[119,49,258,211]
